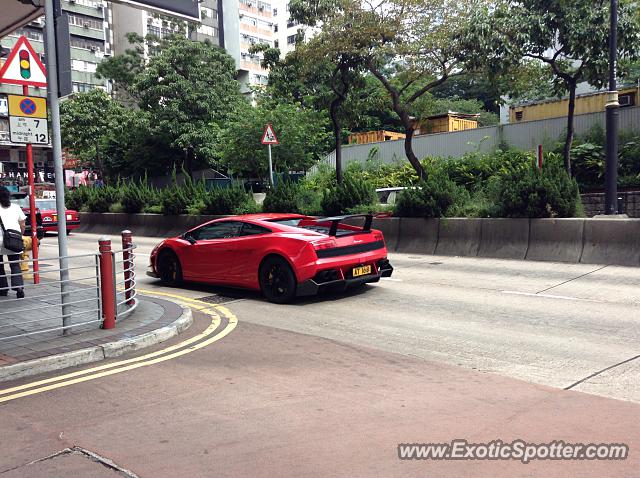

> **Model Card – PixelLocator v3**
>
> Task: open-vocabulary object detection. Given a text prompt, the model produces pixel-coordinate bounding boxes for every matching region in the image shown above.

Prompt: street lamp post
[604,0,619,215]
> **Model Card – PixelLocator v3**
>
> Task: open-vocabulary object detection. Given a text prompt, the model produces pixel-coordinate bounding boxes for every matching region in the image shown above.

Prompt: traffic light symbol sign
[19,50,31,80]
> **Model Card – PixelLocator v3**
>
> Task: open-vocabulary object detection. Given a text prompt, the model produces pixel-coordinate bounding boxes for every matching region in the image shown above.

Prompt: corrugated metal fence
[317,106,640,171]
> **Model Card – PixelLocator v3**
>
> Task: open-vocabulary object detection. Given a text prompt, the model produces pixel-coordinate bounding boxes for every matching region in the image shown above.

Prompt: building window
[198,24,218,37]
[273,7,277,16]
[274,39,279,48]
[274,24,278,33]
[241,15,258,27]
[67,13,103,30]
[71,59,97,73]
[515,111,523,121]
[201,7,216,21]
[11,28,43,42]
[619,93,635,107]
[67,0,104,8]
[286,34,297,45]
[72,82,94,93]
[257,1,272,12]
[287,20,298,28]
[69,35,103,51]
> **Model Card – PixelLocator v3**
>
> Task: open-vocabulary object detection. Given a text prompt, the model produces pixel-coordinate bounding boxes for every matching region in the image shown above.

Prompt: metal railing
[0,231,138,343]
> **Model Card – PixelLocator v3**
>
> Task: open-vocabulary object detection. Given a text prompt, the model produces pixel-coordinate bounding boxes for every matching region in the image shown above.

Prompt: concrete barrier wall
[435,218,481,257]
[478,218,530,260]
[580,219,640,266]
[78,213,640,267]
[395,218,438,254]
[526,219,585,263]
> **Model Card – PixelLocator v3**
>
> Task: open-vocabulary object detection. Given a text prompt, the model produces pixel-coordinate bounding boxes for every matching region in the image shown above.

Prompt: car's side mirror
[183,233,197,245]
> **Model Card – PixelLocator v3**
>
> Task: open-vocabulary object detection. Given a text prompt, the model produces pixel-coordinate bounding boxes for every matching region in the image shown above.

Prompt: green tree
[466,0,640,176]
[59,89,124,171]
[291,0,475,179]
[95,32,146,102]
[132,36,244,176]
[217,101,332,178]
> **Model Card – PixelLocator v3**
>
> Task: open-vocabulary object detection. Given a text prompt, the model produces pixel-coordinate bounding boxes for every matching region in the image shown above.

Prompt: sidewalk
[0,286,191,382]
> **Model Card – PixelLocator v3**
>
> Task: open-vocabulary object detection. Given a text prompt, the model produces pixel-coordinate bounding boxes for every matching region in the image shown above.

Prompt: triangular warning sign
[0,36,47,88]
[261,123,279,145]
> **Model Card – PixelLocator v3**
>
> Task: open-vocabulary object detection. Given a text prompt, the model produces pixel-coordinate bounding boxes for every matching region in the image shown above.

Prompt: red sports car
[35,199,80,235]
[148,213,394,303]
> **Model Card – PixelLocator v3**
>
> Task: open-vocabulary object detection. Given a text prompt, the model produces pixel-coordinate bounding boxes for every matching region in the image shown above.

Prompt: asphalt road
[1,231,636,477]
[38,231,640,403]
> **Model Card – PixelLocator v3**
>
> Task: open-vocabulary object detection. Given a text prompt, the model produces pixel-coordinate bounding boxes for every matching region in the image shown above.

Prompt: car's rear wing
[313,214,374,237]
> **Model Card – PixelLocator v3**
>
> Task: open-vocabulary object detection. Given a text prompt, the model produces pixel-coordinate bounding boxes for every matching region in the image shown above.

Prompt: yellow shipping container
[509,88,638,123]
[348,130,406,145]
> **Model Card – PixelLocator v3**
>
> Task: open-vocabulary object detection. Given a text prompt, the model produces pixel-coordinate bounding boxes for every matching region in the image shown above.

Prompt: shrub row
[66,150,583,218]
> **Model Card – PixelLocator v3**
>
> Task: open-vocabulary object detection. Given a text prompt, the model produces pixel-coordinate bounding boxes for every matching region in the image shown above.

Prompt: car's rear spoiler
[314,214,373,236]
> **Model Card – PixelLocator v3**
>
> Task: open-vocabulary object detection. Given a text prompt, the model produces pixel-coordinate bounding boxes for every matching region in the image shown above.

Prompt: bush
[203,186,256,215]
[65,185,93,211]
[161,186,190,215]
[121,178,160,214]
[87,185,121,213]
[263,182,301,213]
[394,171,469,218]
[321,173,376,216]
[494,157,580,218]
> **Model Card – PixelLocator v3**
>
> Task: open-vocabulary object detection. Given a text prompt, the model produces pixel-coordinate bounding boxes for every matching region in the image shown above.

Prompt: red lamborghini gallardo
[148,213,394,303]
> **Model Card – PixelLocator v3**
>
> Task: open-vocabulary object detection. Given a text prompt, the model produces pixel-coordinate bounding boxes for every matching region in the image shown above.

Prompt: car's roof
[224,213,311,222]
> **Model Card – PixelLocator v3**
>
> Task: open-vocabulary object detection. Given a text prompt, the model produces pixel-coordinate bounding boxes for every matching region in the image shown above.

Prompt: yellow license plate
[352,265,372,277]
[52,215,57,221]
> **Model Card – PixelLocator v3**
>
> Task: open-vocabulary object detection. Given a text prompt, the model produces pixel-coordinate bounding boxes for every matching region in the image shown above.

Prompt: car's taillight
[373,231,383,241]
[312,237,337,251]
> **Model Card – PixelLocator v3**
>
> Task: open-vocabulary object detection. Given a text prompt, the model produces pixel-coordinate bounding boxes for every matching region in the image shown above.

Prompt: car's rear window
[36,200,57,210]
[269,218,303,227]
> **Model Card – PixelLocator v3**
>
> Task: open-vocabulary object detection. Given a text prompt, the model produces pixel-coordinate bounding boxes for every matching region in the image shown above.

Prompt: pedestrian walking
[0,186,26,299]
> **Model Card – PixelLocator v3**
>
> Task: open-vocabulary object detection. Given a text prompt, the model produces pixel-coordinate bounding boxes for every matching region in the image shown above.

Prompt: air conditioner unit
[83,23,90,28]
[69,0,76,3]
[619,94,633,107]
[90,46,97,52]
[36,161,44,167]
[18,162,26,169]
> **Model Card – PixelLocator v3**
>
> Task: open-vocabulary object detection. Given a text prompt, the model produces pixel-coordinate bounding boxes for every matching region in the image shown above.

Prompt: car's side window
[191,221,242,240]
[239,223,271,237]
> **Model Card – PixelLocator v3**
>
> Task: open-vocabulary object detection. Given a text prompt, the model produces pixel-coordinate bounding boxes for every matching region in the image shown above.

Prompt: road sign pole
[45,0,71,333]
[268,144,274,186]
[22,86,40,284]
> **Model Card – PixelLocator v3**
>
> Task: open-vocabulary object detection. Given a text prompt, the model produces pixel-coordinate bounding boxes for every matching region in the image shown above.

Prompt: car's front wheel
[259,256,297,304]
[157,250,183,286]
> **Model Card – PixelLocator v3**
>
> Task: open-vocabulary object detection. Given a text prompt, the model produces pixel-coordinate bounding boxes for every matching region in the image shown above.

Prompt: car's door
[180,221,243,282]
[229,222,273,286]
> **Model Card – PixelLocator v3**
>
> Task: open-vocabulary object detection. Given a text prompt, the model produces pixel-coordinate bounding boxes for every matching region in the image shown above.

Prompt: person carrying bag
[0,186,26,299]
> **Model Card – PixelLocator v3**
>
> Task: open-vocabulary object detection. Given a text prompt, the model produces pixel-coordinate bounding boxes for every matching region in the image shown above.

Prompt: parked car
[35,198,80,235]
[10,193,45,239]
[376,187,409,206]
[148,213,394,303]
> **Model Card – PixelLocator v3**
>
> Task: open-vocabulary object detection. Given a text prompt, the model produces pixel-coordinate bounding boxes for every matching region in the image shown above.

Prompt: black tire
[66,229,71,236]
[157,250,183,286]
[259,256,297,304]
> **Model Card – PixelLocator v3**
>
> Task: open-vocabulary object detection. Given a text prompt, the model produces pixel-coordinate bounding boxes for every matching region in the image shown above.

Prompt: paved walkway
[0,280,181,367]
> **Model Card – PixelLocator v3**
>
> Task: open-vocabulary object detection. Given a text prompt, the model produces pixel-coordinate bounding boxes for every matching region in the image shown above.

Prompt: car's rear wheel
[259,256,296,304]
[66,229,71,236]
[158,250,182,286]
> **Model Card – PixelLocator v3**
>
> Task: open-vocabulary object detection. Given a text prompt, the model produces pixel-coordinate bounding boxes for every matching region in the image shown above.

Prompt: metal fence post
[121,230,134,306]
[99,237,116,330]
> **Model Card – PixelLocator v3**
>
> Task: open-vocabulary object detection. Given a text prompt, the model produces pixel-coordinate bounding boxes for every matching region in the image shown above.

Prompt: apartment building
[110,0,223,59]
[0,0,113,182]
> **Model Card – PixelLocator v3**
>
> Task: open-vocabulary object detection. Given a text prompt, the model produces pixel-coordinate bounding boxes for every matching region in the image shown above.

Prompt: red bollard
[121,230,134,306]
[99,237,116,330]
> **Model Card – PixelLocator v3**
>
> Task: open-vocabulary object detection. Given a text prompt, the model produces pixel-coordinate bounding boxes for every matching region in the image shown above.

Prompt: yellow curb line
[0,290,238,404]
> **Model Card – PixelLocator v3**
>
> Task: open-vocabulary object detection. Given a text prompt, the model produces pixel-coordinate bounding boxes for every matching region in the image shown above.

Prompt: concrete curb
[0,304,193,383]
